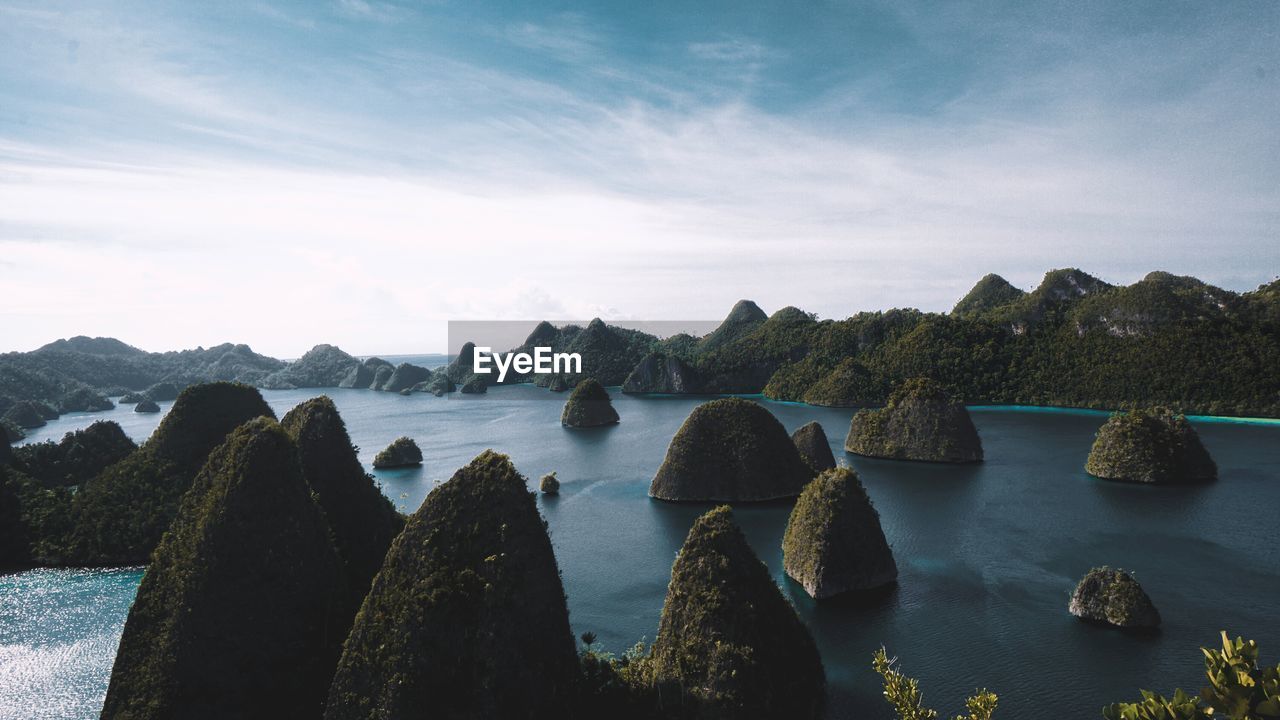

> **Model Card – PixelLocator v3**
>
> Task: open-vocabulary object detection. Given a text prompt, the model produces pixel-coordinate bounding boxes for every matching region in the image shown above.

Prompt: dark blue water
[5,389,1279,719]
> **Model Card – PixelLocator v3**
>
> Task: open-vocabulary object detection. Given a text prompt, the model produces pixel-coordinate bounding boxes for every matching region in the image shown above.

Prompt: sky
[0,0,1277,356]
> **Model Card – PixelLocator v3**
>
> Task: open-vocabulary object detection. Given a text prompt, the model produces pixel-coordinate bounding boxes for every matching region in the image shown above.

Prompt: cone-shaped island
[649,505,826,719]
[650,398,814,501]
[1085,408,1216,483]
[791,421,836,473]
[560,378,620,427]
[324,451,578,719]
[1068,567,1161,629]
[372,436,422,469]
[844,377,983,463]
[783,467,897,599]
[101,418,345,720]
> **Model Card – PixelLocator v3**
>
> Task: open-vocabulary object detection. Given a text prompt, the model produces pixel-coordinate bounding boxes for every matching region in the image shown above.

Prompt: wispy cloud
[0,0,1276,354]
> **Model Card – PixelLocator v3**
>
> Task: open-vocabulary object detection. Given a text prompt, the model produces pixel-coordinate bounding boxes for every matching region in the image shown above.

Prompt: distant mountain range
[3,269,1278,429]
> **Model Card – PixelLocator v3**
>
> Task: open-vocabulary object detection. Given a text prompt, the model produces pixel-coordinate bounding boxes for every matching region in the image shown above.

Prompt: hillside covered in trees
[3,269,1278,420]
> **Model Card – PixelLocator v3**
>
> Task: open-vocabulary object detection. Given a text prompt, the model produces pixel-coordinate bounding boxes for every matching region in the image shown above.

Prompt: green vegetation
[10,421,135,488]
[4,400,53,429]
[382,362,432,393]
[1104,632,1280,719]
[101,418,345,720]
[791,421,836,473]
[260,343,359,389]
[324,450,578,719]
[844,377,984,463]
[561,378,620,427]
[783,467,897,599]
[872,648,998,720]
[134,399,160,413]
[1085,408,1217,483]
[460,374,488,393]
[62,382,275,565]
[339,357,392,389]
[952,273,1026,317]
[1069,567,1161,628]
[371,436,422,468]
[649,398,814,501]
[280,396,404,621]
[58,386,113,412]
[540,471,560,494]
[645,505,826,719]
[507,318,659,387]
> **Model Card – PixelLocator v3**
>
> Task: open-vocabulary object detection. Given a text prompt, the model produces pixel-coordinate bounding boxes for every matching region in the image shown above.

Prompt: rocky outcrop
[369,364,394,391]
[281,397,404,620]
[698,299,769,354]
[261,344,359,389]
[1085,408,1216,483]
[540,471,559,494]
[951,273,1026,316]
[372,437,422,469]
[3,400,55,429]
[1068,567,1161,628]
[844,378,983,463]
[143,382,183,402]
[118,392,146,404]
[421,374,456,396]
[460,375,488,394]
[621,352,701,393]
[134,399,160,413]
[560,378,619,427]
[338,357,392,389]
[445,341,479,384]
[791,421,836,473]
[783,468,896,599]
[649,505,826,719]
[324,451,578,719]
[66,382,275,566]
[382,363,432,393]
[101,418,345,720]
[59,387,113,413]
[650,398,814,501]
[11,421,136,489]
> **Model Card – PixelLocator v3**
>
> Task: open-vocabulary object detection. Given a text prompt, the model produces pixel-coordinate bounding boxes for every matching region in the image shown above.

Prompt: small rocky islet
[1069,567,1161,629]
[372,436,422,469]
[844,377,984,463]
[791,420,836,473]
[560,378,619,427]
[783,467,897,599]
[649,397,814,502]
[1085,407,1217,483]
[134,399,160,413]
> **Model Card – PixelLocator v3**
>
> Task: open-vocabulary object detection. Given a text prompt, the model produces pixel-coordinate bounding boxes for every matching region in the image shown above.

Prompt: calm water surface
[5,388,1280,719]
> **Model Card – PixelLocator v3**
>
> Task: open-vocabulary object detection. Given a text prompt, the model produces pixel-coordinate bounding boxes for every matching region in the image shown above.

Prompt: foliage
[872,648,998,720]
[561,378,620,427]
[540,471,560,494]
[1103,632,1280,719]
[1085,408,1217,483]
[783,467,897,598]
[11,420,136,488]
[844,377,984,463]
[101,418,345,720]
[371,435,422,468]
[281,396,404,622]
[646,505,826,719]
[325,450,578,719]
[649,398,814,501]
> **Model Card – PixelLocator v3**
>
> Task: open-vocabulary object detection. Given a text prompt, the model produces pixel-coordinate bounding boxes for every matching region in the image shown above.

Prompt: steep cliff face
[621,352,701,393]
[783,467,897,599]
[325,451,578,720]
[381,363,432,393]
[281,397,404,619]
[1069,567,1161,628]
[101,418,345,720]
[649,505,826,719]
[561,378,620,427]
[339,357,393,389]
[66,382,275,565]
[1085,408,1216,483]
[650,398,814,502]
[790,421,836,473]
[844,378,983,463]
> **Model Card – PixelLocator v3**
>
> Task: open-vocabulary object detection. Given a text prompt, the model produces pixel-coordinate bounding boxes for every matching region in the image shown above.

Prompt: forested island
[3,270,1278,435]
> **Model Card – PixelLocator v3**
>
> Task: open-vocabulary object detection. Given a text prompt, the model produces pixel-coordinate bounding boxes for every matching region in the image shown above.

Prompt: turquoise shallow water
[5,388,1280,719]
